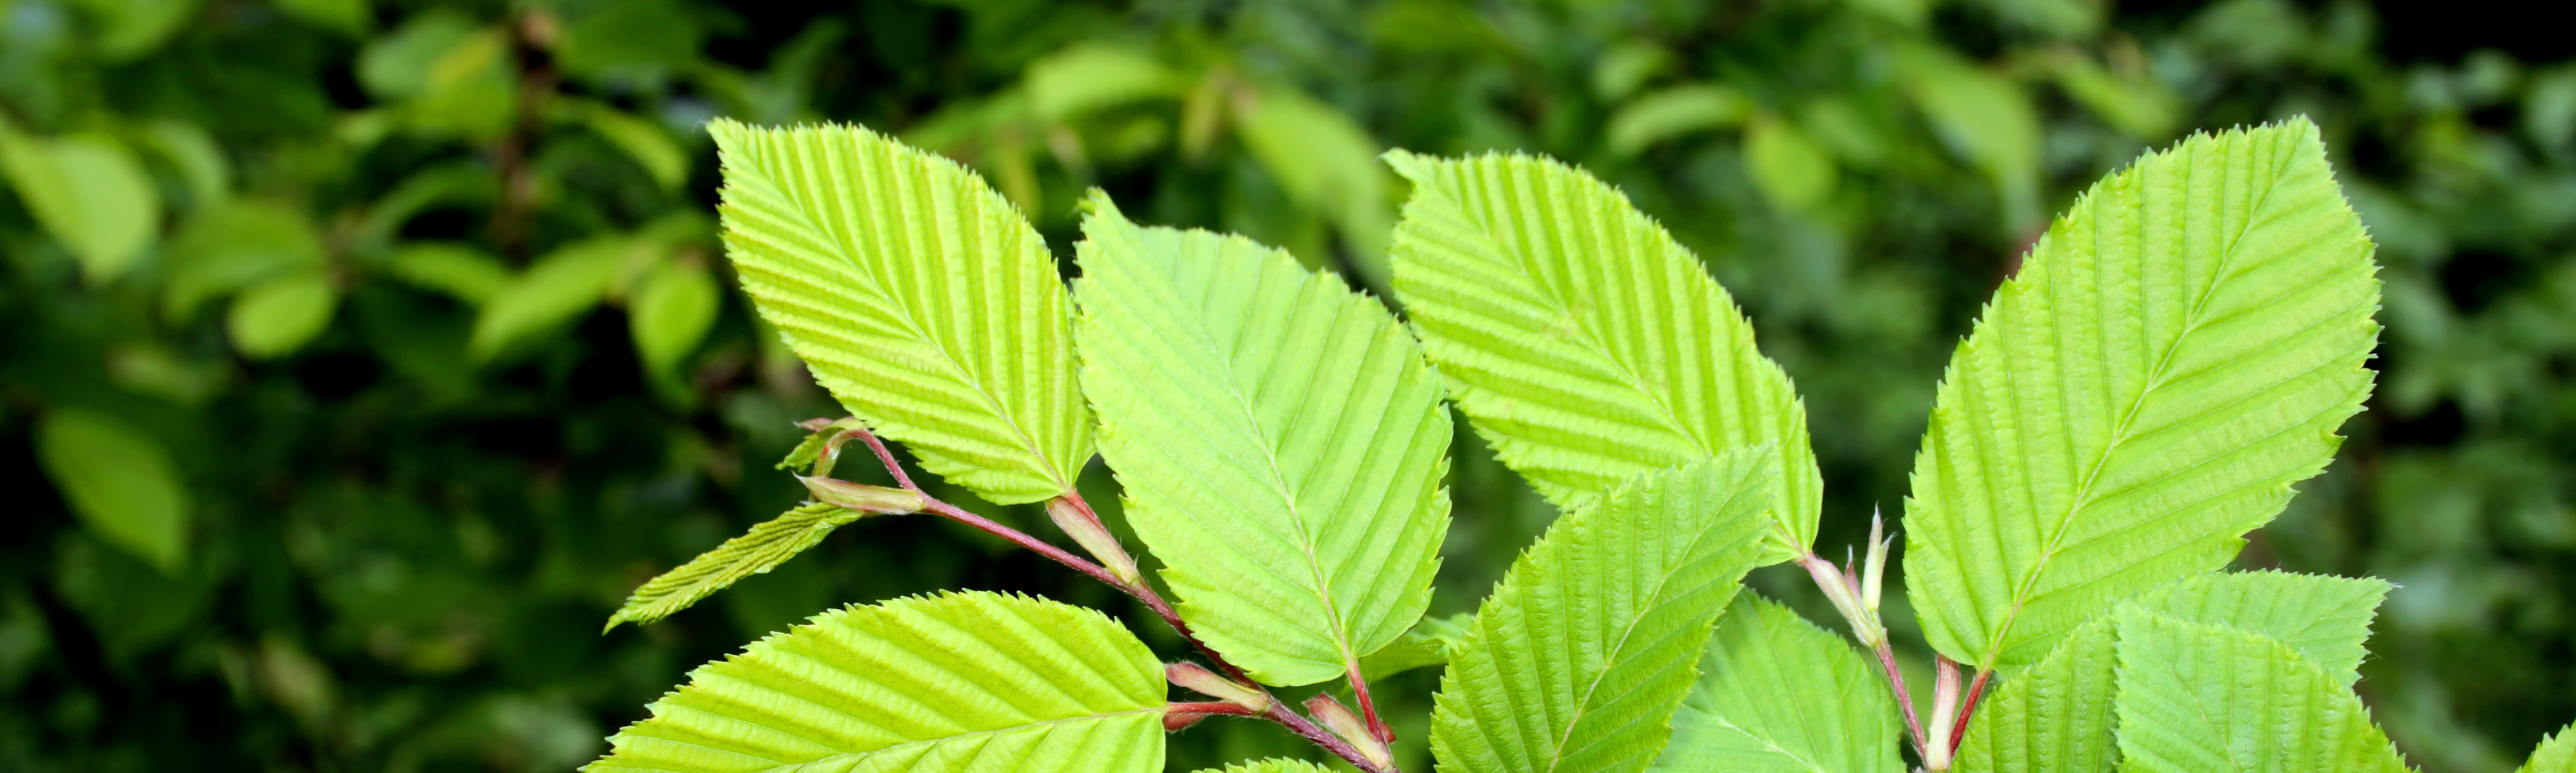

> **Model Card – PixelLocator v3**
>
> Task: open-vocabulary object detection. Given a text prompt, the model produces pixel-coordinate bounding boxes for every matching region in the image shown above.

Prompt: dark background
[4,0,2572,770]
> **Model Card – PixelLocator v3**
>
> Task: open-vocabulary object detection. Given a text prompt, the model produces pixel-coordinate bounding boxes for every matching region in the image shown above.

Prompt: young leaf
[587,591,1166,773]
[1902,120,2381,670]
[1955,571,2390,773]
[2111,614,2408,773]
[1188,761,1335,773]
[1385,150,1821,564]
[709,120,1091,506]
[1652,594,1904,773]
[1431,454,1777,773]
[2522,723,2576,773]
[605,503,868,631]
[1072,193,1451,687]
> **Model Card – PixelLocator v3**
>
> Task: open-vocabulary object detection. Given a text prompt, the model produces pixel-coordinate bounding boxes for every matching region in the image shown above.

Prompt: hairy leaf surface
[1385,150,1819,564]
[586,591,1164,773]
[1072,194,1451,687]
[709,120,1089,506]
[604,503,869,631]
[1431,455,1775,773]
[1652,594,1903,773]
[1956,571,2390,773]
[1903,120,2381,669]
[2523,724,2576,773]
[2111,614,2408,773]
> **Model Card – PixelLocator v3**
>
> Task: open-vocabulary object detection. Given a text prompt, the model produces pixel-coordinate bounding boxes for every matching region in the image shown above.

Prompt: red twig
[1948,669,1991,752]
[1876,641,1928,757]
[1346,664,1394,743]
[1167,701,1263,718]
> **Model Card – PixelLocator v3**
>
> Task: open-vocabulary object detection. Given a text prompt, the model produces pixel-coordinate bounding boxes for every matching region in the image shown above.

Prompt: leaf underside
[2111,614,2409,773]
[1072,193,1452,687]
[1432,453,1777,773]
[1385,150,1820,564]
[1652,594,1904,773]
[709,120,1089,506]
[603,502,867,631]
[1903,119,2382,669]
[1955,570,2390,773]
[586,591,1165,773]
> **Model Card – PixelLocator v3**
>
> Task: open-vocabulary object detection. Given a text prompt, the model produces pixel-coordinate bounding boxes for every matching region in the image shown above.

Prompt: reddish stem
[1875,642,1929,758]
[1346,664,1394,743]
[1167,701,1263,718]
[1948,669,1991,752]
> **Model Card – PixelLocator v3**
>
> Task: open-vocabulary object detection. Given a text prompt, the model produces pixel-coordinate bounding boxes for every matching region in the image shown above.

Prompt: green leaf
[226,270,340,359]
[138,120,230,208]
[1189,760,1335,773]
[1743,115,1837,213]
[74,0,201,60]
[2110,614,2408,773]
[1956,571,2391,773]
[604,503,868,631]
[709,120,1091,506]
[1605,84,1752,157]
[1235,87,1392,286]
[1902,120,2380,670]
[164,199,325,318]
[628,259,721,379]
[588,591,1166,773]
[35,409,191,575]
[1385,150,1821,565]
[1431,455,1777,773]
[469,236,636,360]
[2521,723,2576,773]
[1359,613,1470,682]
[270,0,369,35]
[1026,43,1183,121]
[384,243,513,305]
[1072,193,1450,687]
[575,101,690,191]
[1652,594,1904,773]
[0,130,162,282]
[1897,45,2041,226]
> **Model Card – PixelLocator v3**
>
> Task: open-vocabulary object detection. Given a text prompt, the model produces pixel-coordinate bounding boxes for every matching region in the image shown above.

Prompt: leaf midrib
[1545,511,1735,770]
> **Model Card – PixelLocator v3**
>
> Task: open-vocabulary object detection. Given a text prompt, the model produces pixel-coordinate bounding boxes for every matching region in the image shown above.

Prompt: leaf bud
[797,475,926,514]
[1047,497,1141,586]
[1165,662,1269,713]
[1800,553,1887,649]
[1863,508,1890,613]
[1304,694,1391,769]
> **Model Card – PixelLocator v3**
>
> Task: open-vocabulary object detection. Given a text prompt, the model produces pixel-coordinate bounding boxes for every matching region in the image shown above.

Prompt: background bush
[3,1,2569,771]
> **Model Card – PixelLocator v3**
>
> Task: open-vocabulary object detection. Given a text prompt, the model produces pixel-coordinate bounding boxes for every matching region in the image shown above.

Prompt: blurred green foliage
[1,0,2568,771]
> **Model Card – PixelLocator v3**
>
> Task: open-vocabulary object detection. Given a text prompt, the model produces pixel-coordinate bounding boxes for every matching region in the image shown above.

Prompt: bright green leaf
[1359,613,1469,682]
[164,199,325,318]
[1385,150,1821,565]
[74,0,200,60]
[2521,723,2576,773]
[2111,614,2409,773]
[605,503,869,631]
[384,242,513,304]
[1432,455,1777,773]
[1902,120,2380,670]
[1744,114,1838,212]
[1653,594,1904,773]
[1956,571,2391,773]
[0,130,162,282]
[1026,43,1183,121]
[709,120,1091,506]
[587,591,1166,773]
[1606,84,1751,156]
[35,410,190,575]
[469,236,636,360]
[227,270,340,359]
[1072,193,1450,687]
[628,259,720,379]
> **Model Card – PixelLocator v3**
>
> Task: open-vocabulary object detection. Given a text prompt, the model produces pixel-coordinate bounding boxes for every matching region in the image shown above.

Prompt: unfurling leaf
[1955,570,2390,773]
[1073,192,1450,687]
[1652,594,1904,773]
[605,502,875,631]
[1386,150,1820,564]
[709,120,1091,506]
[1904,119,2381,670]
[587,591,1166,773]
[1432,454,1776,773]
[2111,614,2408,773]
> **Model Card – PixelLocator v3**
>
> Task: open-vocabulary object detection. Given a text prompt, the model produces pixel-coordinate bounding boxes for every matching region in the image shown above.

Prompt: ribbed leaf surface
[2521,724,2576,773]
[1903,120,2381,669]
[587,591,1164,773]
[709,120,1089,506]
[1072,194,1452,687]
[1652,594,1904,773]
[1385,150,1819,564]
[2111,614,2409,773]
[1957,571,2390,773]
[1431,454,1776,773]
[604,503,867,631]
